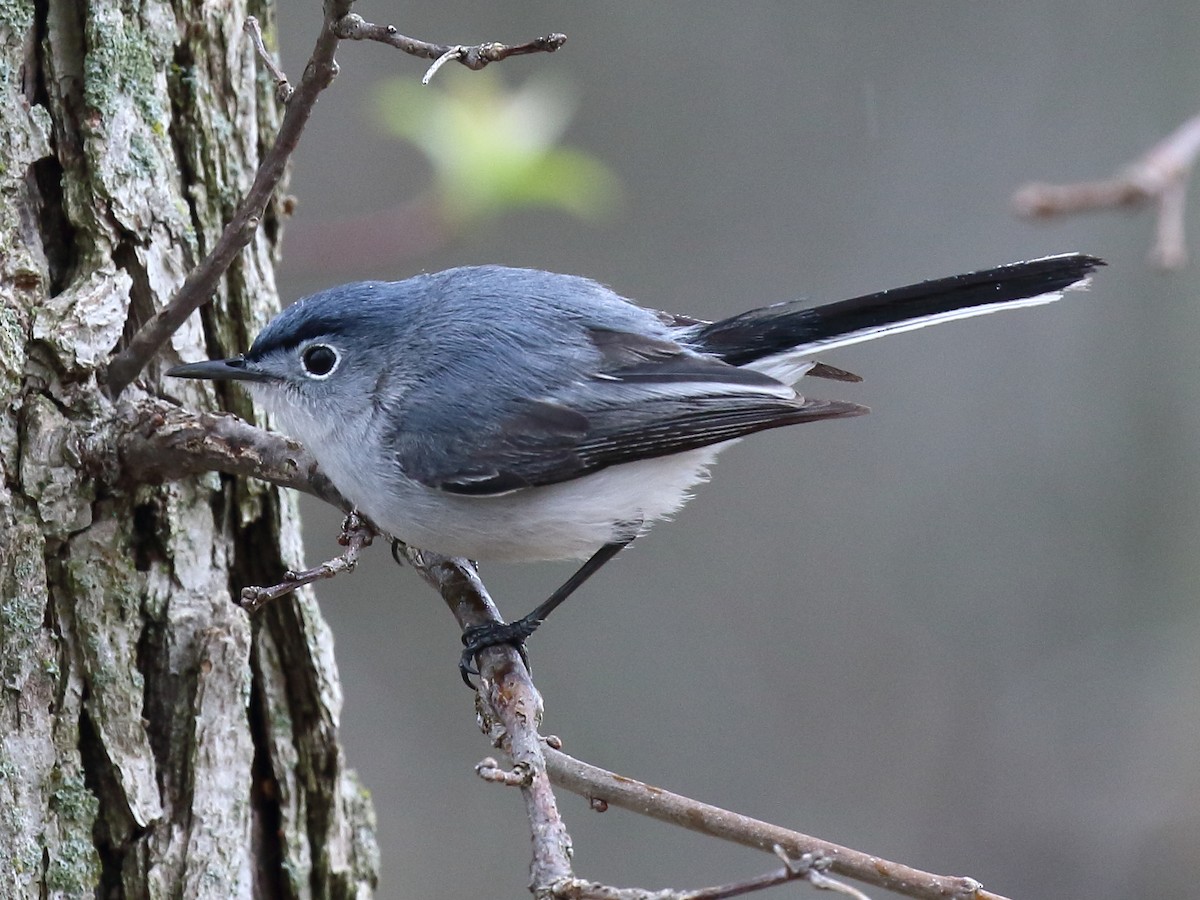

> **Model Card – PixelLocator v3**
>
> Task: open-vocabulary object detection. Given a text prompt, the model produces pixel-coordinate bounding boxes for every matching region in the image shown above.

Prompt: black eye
[301,344,339,377]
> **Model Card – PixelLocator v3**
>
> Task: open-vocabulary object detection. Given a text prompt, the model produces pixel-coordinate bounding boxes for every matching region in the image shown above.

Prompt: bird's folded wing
[393,332,866,496]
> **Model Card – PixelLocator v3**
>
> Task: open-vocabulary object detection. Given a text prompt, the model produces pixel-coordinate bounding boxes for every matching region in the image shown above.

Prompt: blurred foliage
[374,75,621,227]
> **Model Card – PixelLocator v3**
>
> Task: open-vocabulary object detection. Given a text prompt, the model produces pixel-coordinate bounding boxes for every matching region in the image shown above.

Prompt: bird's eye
[300,344,339,378]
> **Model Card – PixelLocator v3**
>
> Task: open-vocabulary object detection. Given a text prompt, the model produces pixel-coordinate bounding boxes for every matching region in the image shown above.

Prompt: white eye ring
[300,343,340,379]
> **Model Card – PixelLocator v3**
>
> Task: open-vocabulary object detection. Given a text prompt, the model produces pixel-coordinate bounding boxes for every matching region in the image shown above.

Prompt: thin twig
[775,848,872,900]
[334,13,566,81]
[239,511,375,612]
[104,2,355,397]
[1013,111,1200,269]
[422,47,463,85]
[475,757,533,787]
[245,16,294,102]
[544,747,1003,900]
[526,846,867,898]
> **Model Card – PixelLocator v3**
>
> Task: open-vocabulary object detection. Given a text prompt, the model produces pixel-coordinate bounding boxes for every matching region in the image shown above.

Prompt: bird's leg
[459,536,635,687]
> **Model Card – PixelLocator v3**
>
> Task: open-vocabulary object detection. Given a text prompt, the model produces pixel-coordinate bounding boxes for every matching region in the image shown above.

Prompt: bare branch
[239,512,375,611]
[395,545,576,892]
[544,747,1004,900]
[1013,111,1200,269]
[333,13,566,79]
[245,16,294,102]
[552,865,811,900]
[555,851,870,900]
[112,399,348,509]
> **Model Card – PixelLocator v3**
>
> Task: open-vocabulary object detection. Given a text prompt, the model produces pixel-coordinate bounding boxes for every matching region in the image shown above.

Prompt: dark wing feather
[435,394,865,495]
[394,329,866,496]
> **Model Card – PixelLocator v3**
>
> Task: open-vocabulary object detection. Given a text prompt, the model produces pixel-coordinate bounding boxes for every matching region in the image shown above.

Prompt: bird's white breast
[328,441,729,562]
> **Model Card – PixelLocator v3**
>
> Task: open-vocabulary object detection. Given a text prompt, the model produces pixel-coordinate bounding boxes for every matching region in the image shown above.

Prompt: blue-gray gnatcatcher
[169,253,1102,681]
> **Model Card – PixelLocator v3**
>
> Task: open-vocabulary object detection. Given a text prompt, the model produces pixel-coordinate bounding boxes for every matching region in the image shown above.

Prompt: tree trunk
[0,2,377,896]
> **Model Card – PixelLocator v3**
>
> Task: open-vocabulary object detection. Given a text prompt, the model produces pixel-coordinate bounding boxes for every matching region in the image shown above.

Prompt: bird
[168,253,1103,682]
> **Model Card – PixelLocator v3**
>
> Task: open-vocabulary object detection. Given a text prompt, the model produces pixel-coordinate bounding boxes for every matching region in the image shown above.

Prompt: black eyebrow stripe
[249,313,346,358]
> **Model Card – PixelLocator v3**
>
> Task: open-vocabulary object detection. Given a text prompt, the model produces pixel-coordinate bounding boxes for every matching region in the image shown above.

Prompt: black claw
[457,618,540,689]
[459,649,481,689]
[453,539,633,688]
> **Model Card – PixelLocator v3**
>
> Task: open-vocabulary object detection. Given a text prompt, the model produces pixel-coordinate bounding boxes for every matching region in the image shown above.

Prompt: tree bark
[0,2,377,896]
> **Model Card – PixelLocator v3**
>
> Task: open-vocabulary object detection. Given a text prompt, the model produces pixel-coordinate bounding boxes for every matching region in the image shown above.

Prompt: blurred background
[273,3,1200,898]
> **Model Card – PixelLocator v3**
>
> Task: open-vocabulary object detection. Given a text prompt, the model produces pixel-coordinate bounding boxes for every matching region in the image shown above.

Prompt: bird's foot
[459,616,540,689]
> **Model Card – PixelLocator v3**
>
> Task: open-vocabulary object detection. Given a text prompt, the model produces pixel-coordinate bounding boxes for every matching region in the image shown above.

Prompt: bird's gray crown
[246,265,670,364]
[248,278,425,359]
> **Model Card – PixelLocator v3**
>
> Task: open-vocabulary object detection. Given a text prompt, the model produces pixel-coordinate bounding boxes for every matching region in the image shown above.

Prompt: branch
[1012,111,1200,269]
[395,545,576,894]
[551,847,871,900]
[544,749,1003,900]
[333,13,566,83]
[393,537,1003,900]
[112,399,348,510]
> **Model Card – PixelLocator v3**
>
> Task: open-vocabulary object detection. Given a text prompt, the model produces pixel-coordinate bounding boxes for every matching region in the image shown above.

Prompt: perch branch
[395,545,575,893]
[112,403,1009,900]
[1012,111,1200,269]
[333,13,566,82]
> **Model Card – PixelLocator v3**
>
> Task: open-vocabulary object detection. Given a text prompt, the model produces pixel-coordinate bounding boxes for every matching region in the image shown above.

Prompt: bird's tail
[689,253,1104,373]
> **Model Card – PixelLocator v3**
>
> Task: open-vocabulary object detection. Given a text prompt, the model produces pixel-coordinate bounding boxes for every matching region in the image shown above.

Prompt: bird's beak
[166,356,273,383]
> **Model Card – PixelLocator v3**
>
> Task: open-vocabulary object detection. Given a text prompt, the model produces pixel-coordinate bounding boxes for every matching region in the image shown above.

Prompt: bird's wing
[392,329,866,496]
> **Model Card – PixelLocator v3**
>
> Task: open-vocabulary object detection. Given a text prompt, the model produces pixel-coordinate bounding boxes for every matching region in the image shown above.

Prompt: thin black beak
[166,356,272,382]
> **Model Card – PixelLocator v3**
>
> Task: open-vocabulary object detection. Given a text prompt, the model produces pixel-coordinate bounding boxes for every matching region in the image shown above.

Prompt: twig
[544,747,1004,900]
[334,13,566,82]
[104,2,355,397]
[1012,111,1200,269]
[239,511,374,612]
[422,47,463,85]
[475,757,533,787]
[553,850,869,900]
[776,848,872,900]
[245,16,294,102]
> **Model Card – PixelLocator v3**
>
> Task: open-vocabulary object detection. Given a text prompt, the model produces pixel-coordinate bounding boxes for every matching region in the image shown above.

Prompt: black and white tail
[688,253,1104,380]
